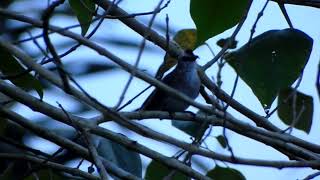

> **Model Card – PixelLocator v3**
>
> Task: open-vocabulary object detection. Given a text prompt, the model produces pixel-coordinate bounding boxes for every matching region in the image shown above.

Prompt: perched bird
[139,49,201,112]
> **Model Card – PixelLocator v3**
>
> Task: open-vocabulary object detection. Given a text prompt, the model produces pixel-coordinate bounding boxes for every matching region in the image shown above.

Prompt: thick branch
[96,111,320,155]
[93,0,184,58]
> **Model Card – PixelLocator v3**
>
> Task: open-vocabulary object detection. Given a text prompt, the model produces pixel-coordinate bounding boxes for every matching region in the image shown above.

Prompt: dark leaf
[68,0,95,35]
[24,169,68,180]
[145,160,190,180]
[226,29,313,109]
[172,120,203,137]
[190,0,247,46]
[97,138,142,178]
[278,88,313,133]
[0,47,43,99]
[216,135,227,148]
[84,63,117,75]
[0,163,64,180]
[172,110,208,138]
[48,62,117,77]
[207,165,245,180]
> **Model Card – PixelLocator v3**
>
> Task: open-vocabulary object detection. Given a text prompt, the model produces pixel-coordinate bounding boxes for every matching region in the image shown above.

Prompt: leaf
[207,165,245,180]
[190,0,247,46]
[226,29,313,109]
[277,88,313,133]
[173,29,197,50]
[24,169,67,180]
[156,29,197,78]
[68,0,95,35]
[172,120,203,137]
[145,160,190,180]
[0,47,43,99]
[172,111,209,137]
[216,135,227,148]
[50,62,118,76]
[97,138,142,178]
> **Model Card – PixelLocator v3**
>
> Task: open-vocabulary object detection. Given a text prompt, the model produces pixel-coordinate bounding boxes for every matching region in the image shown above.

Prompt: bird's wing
[139,88,165,110]
[139,71,178,111]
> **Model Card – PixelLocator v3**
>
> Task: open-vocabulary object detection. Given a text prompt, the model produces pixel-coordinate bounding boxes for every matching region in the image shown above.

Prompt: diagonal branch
[0,106,140,180]
[1,79,320,168]
[0,80,210,180]
[0,153,99,180]
[271,0,320,8]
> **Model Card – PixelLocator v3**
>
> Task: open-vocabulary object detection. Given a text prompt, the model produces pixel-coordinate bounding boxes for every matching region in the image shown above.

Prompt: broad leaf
[172,120,204,137]
[69,0,95,35]
[190,0,247,46]
[226,29,313,109]
[156,29,197,78]
[207,165,245,180]
[172,111,208,138]
[145,160,190,180]
[97,138,142,178]
[278,88,313,133]
[0,47,43,99]
[24,169,68,180]
[216,135,227,148]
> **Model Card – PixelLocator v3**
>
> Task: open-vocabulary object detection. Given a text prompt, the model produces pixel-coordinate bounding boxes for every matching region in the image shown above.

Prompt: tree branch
[0,153,99,180]
[0,107,141,179]
[271,0,320,8]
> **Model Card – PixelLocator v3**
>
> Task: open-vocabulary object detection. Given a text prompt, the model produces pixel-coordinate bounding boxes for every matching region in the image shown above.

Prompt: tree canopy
[0,0,319,179]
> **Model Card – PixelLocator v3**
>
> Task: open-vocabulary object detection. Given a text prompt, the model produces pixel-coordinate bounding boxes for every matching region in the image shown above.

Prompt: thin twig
[114,0,167,110]
[249,0,270,42]
[302,171,320,180]
[201,0,253,70]
[278,3,294,28]
[83,131,109,180]
[42,0,71,92]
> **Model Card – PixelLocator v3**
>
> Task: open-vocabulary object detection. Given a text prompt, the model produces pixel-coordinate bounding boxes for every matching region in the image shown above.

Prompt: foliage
[0,0,319,180]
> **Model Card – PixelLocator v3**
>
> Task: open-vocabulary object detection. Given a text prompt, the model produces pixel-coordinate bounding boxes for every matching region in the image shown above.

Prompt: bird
[139,49,201,112]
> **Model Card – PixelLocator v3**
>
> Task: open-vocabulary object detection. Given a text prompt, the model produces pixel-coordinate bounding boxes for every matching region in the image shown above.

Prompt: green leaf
[207,165,245,180]
[24,169,67,180]
[68,0,95,35]
[277,88,313,133]
[190,0,247,46]
[216,135,227,148]
[157,29,197,78]
[145,160,190,180]
[226,29,313,109]
[172,120,203,137]
[0,47,43,99]
[97,138,142,179]
[172,111,208,138]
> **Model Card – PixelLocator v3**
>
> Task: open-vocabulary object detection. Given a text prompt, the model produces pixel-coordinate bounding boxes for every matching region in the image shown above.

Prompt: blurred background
[2,0,320,179]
